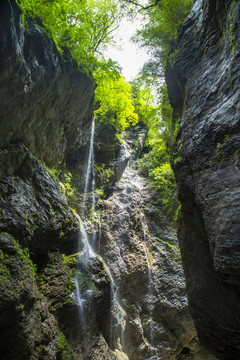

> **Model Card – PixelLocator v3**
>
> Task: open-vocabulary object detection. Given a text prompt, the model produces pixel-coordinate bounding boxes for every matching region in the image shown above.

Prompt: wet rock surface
[167,0,240,358]
[0,143,82,359]
[0,0,231,359]
[95,166,215,360]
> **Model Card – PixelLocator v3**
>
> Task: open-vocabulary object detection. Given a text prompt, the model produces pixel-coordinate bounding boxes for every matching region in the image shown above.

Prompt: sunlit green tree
[94,74,138,130]
[17,0,123,75]
[132,0,193,73]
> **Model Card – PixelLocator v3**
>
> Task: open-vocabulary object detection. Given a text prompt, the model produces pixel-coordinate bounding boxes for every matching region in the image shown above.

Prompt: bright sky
[104,17,150,82]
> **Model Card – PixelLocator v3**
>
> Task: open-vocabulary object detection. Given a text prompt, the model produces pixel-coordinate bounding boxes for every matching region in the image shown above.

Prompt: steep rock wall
[0,1,98,359]
[167,0,240,358]
[73,126,216,360]
[0,1,224,359]
[95,164,215,360]
[0,0,95,168]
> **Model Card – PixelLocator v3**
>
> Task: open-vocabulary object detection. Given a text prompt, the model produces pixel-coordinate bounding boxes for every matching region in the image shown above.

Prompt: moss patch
[57,332,75,360]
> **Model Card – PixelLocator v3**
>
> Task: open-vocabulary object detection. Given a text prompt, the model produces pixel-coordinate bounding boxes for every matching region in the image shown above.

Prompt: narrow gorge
[0,1,239,360]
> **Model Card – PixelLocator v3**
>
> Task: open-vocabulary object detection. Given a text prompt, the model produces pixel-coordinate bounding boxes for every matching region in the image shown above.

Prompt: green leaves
[17,0,121,75]
[17,0,141,130]
[133,0,193,71]
[94,74,138,130]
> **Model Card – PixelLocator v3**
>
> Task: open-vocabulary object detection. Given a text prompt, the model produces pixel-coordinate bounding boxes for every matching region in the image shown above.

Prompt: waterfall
[73,118,96,319]
[105,264,126,352]
[72,215,95,323]
[73,120,128,355]
[82,118,95,215]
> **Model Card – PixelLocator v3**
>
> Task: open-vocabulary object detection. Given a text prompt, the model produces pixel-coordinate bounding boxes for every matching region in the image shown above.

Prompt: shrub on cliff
[16,0,140,131]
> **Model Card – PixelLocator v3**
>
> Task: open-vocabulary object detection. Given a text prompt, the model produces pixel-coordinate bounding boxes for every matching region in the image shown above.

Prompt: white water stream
[83,118,95,215]
[73,118,127,353]
[74,118,96,318]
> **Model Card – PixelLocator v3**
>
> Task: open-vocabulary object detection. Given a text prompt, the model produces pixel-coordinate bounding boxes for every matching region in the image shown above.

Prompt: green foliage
[131,77,159,126]
[17,0,140,131]
[60,171,76,198]
[95,164,114,185]
[228,3,236,53]
[62,253,78,266]
[58,333,75,360]
[0,249,11,282]
[18,246,37,276]
[94,74,138,130]
[132,81,179,222]
[133,0,193,72]
[166,240,181,263]
[216,134,231,152]
[0,233,37,281]
[149,162,178,220]
[16,0,121,76]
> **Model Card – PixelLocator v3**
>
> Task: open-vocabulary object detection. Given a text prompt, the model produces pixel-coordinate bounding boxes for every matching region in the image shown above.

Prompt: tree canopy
[17,0,122,75]
[16,0,194,221]
[94,74,138,130]
[133,0,193,74]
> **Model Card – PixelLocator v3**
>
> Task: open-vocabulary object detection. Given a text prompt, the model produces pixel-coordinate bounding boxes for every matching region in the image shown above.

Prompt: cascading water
[73,118,96,320]
[73,118,127,355]
[121,163,156,352]
[106,263,127,352]
[83,118,95,215]
[72,214,95,323]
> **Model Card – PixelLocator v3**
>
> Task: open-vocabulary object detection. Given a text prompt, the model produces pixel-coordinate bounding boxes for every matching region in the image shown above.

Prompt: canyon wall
[0,0,224,359]
[168,0,240,359]
[0,0,95,168]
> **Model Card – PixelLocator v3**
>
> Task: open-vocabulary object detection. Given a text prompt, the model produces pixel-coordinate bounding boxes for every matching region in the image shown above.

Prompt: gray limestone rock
[0,144,79,262]
[0,0,95,168]
[167,0,240,358]
[95,166,215,360]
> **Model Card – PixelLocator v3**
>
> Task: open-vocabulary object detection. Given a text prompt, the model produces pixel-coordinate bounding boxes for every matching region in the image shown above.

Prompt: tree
[94,74,138,130]
[132,0,193,72]
[16,0,122,75]
[17,0,140,129]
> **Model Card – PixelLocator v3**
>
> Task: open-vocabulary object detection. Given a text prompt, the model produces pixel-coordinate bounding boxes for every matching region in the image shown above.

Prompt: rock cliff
[0,0,223,359]
[0,0,95,168]
[95,163,215,360]
[167,0,240,359]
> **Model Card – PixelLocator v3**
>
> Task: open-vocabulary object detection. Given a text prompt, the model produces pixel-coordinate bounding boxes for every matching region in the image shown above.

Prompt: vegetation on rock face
[58,333,75,360]
[16,0,192,136]
[127,0,193,221]
[131,0,193,74]
[130,80,179,222]
[15,0,193,221]
[16,0,121,75]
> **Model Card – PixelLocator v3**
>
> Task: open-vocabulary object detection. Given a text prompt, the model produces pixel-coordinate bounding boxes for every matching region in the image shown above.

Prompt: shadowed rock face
[0,233,60,360]
[0,0,235,359]
[167,0,240,358]
[0,145,82,360]
[0,0,95,168]
[0,144,80,261]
